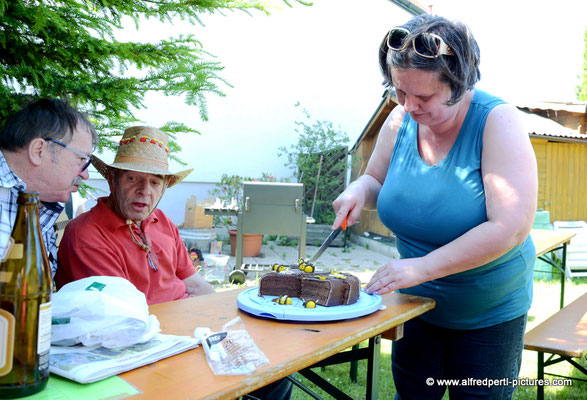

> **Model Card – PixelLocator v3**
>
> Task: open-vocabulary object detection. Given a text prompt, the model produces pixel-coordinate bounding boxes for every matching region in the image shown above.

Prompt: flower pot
[228,230,263,257]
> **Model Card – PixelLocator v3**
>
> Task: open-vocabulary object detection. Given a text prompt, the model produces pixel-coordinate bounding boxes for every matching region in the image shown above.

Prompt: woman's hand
[364,258,430,295]
[331,183,365,230]
[331,174,383,229]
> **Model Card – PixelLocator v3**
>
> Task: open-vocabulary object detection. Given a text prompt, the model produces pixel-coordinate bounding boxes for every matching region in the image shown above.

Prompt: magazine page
[50,334,199,383]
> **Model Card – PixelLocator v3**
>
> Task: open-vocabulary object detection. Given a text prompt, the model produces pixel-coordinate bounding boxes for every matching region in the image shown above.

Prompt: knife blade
[308,217,348,263]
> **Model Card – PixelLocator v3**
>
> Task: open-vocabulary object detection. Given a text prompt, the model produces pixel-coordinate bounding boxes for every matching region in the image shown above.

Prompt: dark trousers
[392,314,527,400]
[243,376,293,400]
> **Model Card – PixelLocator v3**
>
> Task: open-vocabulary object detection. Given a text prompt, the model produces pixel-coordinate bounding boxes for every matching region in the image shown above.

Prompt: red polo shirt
[56,198,196,305]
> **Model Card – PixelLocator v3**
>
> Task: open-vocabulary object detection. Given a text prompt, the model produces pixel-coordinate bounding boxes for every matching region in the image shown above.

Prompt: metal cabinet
[235,182,307,268]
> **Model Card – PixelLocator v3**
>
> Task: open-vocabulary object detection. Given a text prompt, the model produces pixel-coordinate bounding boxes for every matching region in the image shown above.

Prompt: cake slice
[259,269,361,307]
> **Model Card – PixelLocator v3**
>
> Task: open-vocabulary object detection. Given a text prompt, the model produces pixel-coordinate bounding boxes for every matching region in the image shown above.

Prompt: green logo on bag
[85,282,107,291]
[52,317,71,325]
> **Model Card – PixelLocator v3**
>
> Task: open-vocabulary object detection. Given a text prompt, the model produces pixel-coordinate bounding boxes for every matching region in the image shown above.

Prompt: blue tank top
[377,89,535,329]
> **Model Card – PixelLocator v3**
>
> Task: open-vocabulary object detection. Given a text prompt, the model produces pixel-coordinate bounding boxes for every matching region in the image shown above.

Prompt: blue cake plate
[237,287,383,321]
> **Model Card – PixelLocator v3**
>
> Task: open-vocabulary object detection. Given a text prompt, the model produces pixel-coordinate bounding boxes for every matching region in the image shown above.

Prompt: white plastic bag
[194,316,269,375]
[51,276,160,349]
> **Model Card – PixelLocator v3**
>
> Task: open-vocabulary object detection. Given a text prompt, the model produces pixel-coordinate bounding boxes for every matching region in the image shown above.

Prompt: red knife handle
[341,216,348,230]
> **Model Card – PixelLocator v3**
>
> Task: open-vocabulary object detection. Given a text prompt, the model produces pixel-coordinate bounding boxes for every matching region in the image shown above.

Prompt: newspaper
[49,333,199,383]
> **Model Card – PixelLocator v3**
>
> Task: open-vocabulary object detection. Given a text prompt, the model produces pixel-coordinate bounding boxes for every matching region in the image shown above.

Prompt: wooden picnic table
[531,229,577,309]
[120,288,435,400]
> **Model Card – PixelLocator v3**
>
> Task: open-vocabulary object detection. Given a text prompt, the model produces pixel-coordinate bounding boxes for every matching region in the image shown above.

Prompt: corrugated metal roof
[515,101,587,114]
[522,111,587,142]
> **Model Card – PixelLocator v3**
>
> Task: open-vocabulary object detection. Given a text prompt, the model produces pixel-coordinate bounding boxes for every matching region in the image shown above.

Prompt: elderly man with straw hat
[55,126,215,304]
[56,126,294,399]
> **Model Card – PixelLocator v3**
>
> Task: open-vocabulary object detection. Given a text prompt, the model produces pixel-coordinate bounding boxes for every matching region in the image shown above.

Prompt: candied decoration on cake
[300,262,315,273]
[297,258,315,273]
[259,269,361,307]
[270,263,287,272]
[273,295,292,305]
[303,299,316,309]
[331,272,349,279]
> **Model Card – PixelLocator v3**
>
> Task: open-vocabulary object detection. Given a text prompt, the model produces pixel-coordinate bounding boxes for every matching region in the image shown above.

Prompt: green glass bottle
[0,191,52,398]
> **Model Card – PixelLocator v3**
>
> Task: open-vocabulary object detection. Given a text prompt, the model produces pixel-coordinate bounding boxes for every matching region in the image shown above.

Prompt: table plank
[531,229,576,258]
[531,228,577,309]
[524,292,587,358]
[120,288,435,400]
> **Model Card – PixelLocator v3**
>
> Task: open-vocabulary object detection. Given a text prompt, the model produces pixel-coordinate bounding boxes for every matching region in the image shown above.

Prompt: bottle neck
[17,190,40,206]
[15,191,41,233]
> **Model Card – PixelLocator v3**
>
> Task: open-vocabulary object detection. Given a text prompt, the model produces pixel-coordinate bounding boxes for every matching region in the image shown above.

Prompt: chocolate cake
[259,269,361,307]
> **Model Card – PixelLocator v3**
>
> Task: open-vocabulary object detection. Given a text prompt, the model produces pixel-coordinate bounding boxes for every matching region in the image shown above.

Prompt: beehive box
[184,195,213,228]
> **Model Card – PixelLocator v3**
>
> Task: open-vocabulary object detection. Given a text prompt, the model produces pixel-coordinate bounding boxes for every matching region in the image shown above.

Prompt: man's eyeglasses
[44,138,92,172]
[386,27,453,59]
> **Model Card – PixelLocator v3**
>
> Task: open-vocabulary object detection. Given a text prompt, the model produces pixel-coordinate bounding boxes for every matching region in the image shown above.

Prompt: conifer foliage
[0,0,309,152]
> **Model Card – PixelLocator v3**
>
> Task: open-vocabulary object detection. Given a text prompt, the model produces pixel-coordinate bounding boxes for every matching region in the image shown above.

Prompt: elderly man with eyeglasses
[0,98,97,275]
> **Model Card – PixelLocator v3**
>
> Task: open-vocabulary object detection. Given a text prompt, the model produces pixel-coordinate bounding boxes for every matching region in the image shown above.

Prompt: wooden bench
[524,292,587,399]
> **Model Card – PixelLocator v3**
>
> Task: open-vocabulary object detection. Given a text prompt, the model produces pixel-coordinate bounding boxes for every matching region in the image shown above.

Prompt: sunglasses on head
[386,27,453,59]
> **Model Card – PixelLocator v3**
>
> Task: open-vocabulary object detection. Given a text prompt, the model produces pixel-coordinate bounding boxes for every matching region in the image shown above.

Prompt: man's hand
[183,272,215,296]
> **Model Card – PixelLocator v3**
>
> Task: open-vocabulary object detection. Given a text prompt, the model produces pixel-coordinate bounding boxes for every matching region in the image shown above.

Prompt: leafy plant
[277,237,298,247]
[577,26,587,101]
[278,103,351,225]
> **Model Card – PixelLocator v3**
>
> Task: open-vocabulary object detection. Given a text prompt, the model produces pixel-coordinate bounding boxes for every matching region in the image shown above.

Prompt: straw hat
[92,126,192,188]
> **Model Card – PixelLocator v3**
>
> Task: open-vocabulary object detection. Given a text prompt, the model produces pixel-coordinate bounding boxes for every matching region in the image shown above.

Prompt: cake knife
[308,216,348,263]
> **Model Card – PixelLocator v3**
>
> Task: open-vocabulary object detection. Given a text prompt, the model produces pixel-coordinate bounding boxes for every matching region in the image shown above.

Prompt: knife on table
[308,216,348,263]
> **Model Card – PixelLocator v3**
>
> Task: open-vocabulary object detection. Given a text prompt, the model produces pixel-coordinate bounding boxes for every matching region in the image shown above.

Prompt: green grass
[274,236,298,247]
[291,279,587,400]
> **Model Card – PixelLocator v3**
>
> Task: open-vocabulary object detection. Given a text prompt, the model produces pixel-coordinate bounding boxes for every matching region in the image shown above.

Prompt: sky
[97,0,587,184]
[433,0,586,103]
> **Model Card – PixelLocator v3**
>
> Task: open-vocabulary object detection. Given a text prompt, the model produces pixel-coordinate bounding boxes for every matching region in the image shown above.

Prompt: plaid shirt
[0,150,63,276]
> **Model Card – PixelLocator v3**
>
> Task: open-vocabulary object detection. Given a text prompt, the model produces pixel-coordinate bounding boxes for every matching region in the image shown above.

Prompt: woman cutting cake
[331,14,537,400]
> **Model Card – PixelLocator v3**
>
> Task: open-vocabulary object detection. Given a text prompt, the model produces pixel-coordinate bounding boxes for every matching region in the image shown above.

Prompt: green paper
[19,375,140,400]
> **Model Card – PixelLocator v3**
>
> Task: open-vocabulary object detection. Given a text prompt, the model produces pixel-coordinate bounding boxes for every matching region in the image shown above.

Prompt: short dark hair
[379,14,481,105]
[0,98,98,151]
